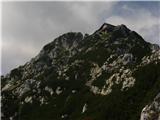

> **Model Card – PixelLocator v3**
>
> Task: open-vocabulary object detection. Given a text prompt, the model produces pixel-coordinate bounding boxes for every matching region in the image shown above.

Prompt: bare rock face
[140,93,160,120]
[1,23,160,120]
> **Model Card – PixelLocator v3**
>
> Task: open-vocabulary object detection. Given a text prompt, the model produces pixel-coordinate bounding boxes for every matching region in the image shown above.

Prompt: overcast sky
[2,1,160,75]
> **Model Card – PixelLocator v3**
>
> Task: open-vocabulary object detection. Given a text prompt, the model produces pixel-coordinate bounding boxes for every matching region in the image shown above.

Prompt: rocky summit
[1,23,160,120]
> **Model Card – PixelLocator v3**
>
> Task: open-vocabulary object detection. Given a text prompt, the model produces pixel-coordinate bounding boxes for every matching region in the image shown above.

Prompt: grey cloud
[2,2,159,75]
[2,2,117,75]
[105,4,160,45]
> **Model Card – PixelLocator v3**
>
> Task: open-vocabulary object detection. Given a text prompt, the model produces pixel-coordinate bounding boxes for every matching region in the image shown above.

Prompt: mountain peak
[96,23,115,33]
[95,23,131,36]
[1,23,160,120]
[116,24,130,31]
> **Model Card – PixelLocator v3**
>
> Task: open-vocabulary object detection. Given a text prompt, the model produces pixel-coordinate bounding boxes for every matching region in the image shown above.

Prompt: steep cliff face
[1,23,160,120]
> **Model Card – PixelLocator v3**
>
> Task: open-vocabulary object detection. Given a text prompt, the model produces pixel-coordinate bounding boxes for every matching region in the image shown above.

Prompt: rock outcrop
[1,23,160,120]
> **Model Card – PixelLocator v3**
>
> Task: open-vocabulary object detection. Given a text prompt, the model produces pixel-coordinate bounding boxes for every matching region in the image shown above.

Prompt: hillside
[1,23,160,120]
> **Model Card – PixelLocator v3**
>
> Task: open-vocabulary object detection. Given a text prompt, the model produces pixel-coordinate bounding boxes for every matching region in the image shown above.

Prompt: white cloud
[67,2,116,26]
